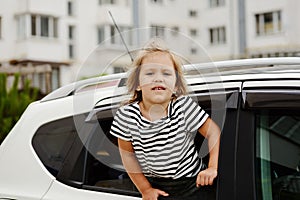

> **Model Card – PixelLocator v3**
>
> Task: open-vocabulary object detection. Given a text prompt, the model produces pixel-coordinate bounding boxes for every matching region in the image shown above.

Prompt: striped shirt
[110,96,209,179]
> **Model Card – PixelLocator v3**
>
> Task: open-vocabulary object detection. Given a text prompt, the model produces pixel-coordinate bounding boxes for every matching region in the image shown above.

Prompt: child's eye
[145,72,154,76]
[163,72,172,76]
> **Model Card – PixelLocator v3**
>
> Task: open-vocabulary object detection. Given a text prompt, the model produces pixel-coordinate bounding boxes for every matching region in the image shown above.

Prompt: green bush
[0,73,38,144]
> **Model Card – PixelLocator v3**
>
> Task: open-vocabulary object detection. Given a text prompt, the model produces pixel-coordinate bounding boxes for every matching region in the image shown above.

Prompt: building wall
[199,0,239,61]
[246,0,300,57]
[1,0,300,92]
[0,0,19,60]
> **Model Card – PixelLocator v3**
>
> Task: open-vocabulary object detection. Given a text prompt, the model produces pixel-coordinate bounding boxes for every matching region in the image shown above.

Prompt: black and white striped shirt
[110,96,209,179]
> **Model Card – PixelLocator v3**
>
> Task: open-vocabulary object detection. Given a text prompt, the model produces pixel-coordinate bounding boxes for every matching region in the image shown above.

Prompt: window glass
[0,16,2,39]
[255,11,282,36]
[67,1,74,16]
[32,117,79,177]
[150,0,163,4]
[17,15,26,39]
[53,18,58,37]
[150,25,165,38]
[83,118,140,196]
[264,13,273,34]
[31,15,37,36]
[189,10,198,17]
[209,26,226,45]
[99,0,116,5]
[190,29,198,37]
[98,25,132,46]
[69,44,74,59]
[51,68,60,90]
[113,66,125,73]
[209,0,225,8]
[40,16,49,37]
[256,111,300,200]
[98,26,105,44]
[68,25,74,40]
[29,14,58,38]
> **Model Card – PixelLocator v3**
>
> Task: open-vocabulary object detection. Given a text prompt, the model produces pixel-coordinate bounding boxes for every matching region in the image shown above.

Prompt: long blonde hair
[127,38,187,103]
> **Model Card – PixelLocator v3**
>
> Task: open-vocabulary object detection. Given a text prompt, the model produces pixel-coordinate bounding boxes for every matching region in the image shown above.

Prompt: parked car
[0,58,300,200]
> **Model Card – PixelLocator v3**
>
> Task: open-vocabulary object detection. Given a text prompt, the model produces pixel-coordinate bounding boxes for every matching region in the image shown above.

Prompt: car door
[37,113,140,200]
[235,80,300,200]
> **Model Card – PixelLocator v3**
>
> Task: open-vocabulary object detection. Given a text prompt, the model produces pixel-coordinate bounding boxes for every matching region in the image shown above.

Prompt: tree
[0,73,38,144]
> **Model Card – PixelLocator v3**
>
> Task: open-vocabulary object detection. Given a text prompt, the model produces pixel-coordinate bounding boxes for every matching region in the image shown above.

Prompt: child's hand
[142,187,169,200]
[196,167,218,187]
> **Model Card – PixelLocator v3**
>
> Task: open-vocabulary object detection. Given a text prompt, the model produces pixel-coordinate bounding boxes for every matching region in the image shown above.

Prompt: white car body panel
[0,88,121,199]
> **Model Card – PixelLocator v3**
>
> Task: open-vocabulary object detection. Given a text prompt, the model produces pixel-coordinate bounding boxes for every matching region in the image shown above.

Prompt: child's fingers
[157,189,169,196]
[196,168,218,187]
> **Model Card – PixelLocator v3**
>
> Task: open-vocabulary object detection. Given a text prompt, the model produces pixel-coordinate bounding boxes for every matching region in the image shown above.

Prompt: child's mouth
[152,86,166,90]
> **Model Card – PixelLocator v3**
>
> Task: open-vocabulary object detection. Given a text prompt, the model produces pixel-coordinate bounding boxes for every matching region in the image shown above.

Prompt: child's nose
[153,73,164,82]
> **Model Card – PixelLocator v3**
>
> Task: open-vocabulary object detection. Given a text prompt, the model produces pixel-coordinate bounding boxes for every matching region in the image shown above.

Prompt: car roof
[41,57,300,103]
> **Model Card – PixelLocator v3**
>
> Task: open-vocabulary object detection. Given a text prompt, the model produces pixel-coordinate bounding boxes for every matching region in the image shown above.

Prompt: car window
[82,92,230,198]
[32,117,79,177]
[82,117,140,197]
[255,110,300,200]
[31,90,235,198]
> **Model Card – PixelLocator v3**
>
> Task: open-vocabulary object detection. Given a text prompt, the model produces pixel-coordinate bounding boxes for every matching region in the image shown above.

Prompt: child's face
[138,52,177,105]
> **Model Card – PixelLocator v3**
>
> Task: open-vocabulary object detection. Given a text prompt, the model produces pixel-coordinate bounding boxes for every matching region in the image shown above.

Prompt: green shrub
[0,73,38,144]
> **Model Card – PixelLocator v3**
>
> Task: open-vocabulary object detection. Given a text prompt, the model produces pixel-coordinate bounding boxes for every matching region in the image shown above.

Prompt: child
[110,39,220,200]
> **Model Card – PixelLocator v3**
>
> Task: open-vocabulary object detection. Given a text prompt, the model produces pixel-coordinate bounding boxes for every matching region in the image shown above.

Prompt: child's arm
[197,117,221,187]
[118,138,169,199]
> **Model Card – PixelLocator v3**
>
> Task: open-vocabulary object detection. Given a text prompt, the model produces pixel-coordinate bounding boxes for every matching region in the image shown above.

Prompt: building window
[99,0,115,5]
[68,25,75,40]
[68,25,75,59]
[31,15,37,36]
[150,25,165,38]
[110,25,132,45]
[40,16,49,37]
[150,0,163,4]
[30,14,58,38]
[110,25,116,44]
[68,44,74,59]
[67,1,74,16]
[255,11,282,36]
[190,29,198,37]
[17,14,58,39]
[189,10,198,17]
[17,15,25,39]
[97,27,105,44]
[190,47,198,55]
[171,26,179,36]
[97,25,132,46]
[0,16,2,39]
[209,26,226,45]
[209,0,225,8]
[53,18,58,38]
[113,66,125,73]
[51,68,60,91]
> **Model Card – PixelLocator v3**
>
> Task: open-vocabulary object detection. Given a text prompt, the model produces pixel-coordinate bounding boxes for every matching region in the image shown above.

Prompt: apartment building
[0,0,299,94]
[246,0,300,58]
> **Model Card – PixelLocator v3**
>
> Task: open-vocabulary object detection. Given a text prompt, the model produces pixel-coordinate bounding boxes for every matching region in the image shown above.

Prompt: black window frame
[82,89,240,198]
[32,115,87,184]
[238,86,300,200]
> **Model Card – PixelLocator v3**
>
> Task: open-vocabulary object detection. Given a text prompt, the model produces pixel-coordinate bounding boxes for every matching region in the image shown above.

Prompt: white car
[0,58,300,200]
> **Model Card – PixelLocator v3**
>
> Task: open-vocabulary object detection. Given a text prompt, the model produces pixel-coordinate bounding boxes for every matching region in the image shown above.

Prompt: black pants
[148,176,216,200]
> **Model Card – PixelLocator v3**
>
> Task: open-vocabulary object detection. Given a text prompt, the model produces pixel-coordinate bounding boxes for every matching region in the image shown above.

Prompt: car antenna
[108,11,134,62]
